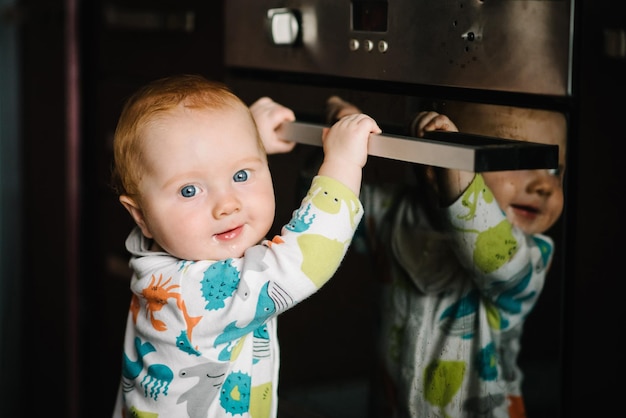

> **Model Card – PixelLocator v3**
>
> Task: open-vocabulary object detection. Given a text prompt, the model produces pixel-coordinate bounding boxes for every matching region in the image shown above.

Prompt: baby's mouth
[511,204,540,219]
[216,225,243,241]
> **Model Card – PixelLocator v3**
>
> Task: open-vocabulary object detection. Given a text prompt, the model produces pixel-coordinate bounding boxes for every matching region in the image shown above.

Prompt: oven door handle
[277,121,558,172]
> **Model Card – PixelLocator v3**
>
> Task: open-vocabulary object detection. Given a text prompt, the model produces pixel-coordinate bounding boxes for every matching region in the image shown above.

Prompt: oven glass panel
[226,73,566,417]
[225,2,572,415]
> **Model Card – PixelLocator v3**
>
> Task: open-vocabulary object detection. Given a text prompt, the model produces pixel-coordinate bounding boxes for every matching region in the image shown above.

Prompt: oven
[223,1,574,416]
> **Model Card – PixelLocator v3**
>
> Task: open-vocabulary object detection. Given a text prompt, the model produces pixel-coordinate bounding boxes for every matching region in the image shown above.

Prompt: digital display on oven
[352,1,388,32]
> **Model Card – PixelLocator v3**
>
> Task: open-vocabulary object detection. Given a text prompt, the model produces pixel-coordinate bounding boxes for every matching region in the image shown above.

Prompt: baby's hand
[319,113,381,195]
[413,112,474,206]
[411,111,459,137]
[250,97,296,154]
[324,113,380,169]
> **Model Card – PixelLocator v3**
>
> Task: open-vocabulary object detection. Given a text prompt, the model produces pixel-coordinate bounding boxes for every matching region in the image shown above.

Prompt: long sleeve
[441,174,553,329]
[113,175,363,418]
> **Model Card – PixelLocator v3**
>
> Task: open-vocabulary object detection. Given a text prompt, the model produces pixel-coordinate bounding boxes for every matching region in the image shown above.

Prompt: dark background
[1,0,623,416]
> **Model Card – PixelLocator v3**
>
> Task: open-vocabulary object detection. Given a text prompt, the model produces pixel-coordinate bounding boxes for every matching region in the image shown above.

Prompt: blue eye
[180,185,197,198]
[233,170,249,183]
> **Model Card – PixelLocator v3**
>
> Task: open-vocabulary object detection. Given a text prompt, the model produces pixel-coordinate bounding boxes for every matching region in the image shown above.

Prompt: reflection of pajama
[112,176,362,418]
[358,174,553,418]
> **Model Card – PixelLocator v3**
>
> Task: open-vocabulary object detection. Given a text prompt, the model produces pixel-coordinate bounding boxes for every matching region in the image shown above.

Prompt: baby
[110,74,380,417]
[328,97,566,417]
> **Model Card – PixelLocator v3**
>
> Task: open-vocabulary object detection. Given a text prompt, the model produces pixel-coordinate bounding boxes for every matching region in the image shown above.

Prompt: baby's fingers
[412,111,458,136]
[335,113,381,134]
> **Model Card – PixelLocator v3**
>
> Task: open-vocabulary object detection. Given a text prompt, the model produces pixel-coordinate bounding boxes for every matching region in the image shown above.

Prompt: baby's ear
[119,195,153,239]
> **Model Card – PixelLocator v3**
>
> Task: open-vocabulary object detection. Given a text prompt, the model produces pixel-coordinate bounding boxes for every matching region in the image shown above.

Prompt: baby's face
[133,103,275,261]
[483,162,564,236]
[462,106,567,235]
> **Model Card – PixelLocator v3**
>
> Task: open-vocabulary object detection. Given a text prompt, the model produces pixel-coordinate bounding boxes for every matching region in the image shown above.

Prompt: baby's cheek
[543,201,564,232]
[256,201,276,236]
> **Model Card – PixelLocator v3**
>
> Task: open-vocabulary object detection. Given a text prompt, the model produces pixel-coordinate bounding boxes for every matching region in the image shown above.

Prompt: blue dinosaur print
[141,363,173,401]
[214,281,276,361]
[285,203,315,232]
[494,263,535,316]
[253,324,269,339]
[201,259,240,310]
[122,336,173,401]
[439,290,480,339]
[220,371,251,415]
[252,324,270,364]
[532,235,553,267]
[123,336,156,381]
[178,260,195,272]
[475,342,498,381]
[176,330,201,356]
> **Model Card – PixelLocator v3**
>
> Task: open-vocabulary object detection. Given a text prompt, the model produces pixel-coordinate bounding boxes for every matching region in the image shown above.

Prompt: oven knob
[267,8,300,45]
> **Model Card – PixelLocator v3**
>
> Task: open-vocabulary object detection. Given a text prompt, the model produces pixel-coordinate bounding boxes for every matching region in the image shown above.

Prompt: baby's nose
[213,192,241,218]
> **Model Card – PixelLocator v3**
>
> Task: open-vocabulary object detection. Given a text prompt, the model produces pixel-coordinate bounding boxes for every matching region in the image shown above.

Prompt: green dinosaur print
[128,406,158,418]
[455,174,518,273]
[459,174,494,221]
[473,221,518,273]
[297,234,346,287]
[250,382,273,418]
[423,359,466,418]
[308,176,361,228]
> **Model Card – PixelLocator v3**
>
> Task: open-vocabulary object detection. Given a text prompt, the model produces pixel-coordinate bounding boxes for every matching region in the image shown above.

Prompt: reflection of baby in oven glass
[327,98,566,418]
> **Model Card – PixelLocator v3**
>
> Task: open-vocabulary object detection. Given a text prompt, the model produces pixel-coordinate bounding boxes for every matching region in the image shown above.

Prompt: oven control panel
[225,0,573,96]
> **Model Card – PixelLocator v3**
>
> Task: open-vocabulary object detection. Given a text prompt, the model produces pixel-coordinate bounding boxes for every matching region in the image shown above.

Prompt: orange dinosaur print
[266,236,285,247]
[142,274,180,331]
[508,395,526,418]
[178,299,201,343]
[140,274,202,347]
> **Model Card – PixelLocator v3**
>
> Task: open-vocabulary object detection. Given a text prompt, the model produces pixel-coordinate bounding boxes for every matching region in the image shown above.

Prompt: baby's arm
[318,113,381,196]
[412,111,474,207]
[249,97,296,154]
